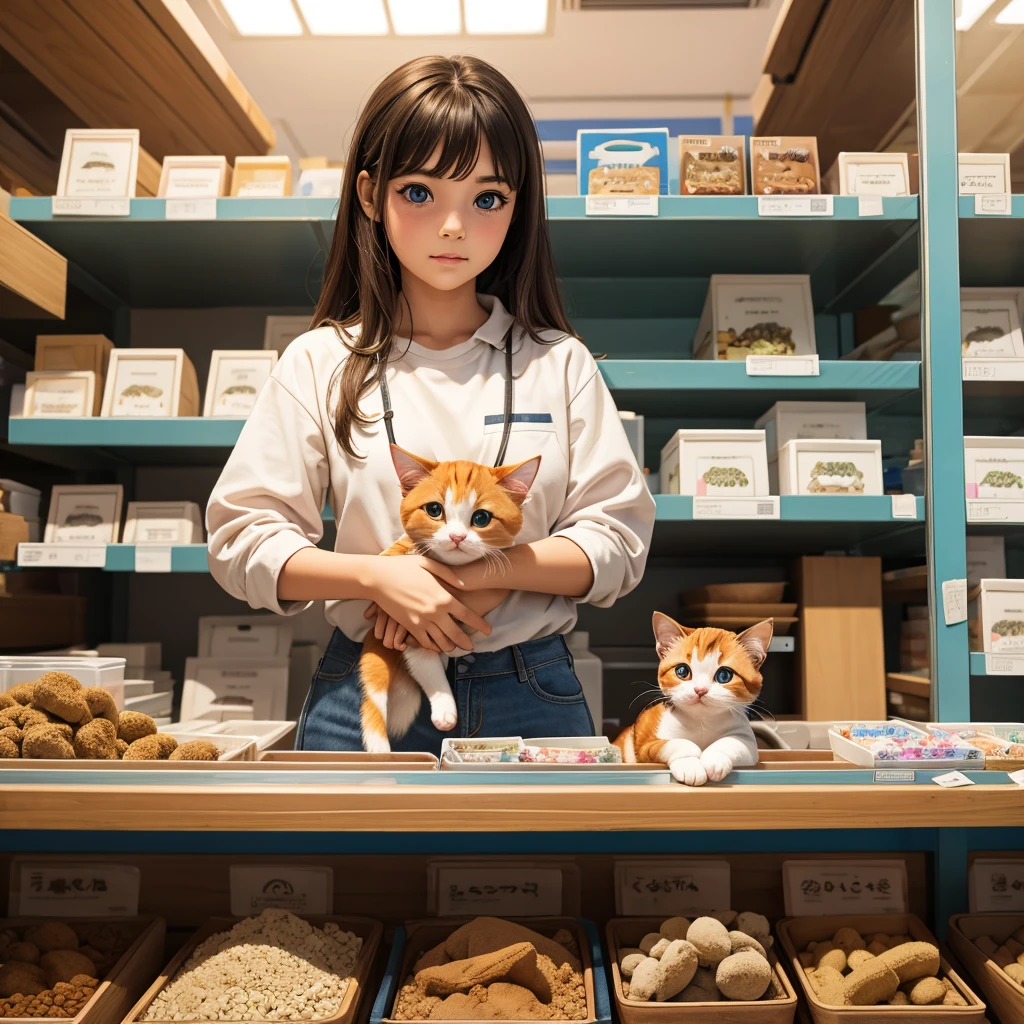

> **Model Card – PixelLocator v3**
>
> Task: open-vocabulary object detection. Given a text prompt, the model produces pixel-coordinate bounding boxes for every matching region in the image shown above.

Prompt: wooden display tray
[606,917,797,1023]
[753,750,848,771]
[947,913,1024,1024]
[776,914,985,1022]
[381,917,599,1024]
[682,583,787,604]
[126,915,382,1024]
[258,751,439,770]
[0,915,165,1024]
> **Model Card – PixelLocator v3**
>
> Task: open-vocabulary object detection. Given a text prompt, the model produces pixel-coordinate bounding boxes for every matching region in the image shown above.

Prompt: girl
[207,55,655,752]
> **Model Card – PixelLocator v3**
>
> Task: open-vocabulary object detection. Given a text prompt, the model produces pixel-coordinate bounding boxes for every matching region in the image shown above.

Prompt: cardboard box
[577,128,668,196]
[0,479,41,519]
[231,155,292,197]
[967,535,1006,588]
[961,286,1024,332]
[659,429,770,497]
[825,151,910,196]
[34,333,113,379]
[198,614,293,659]
[959,152,1011,194]
[976,579,1024,653]
[756,401,867,457]
[960,297,1024,359]
[181,656,290,721]
[678,135,746,195]
[750,136,820,195]
[964,436,1024,500]
[24,370,98,417]
[777,439,883,496]
[123,501,203,544]
[100,348,199,417]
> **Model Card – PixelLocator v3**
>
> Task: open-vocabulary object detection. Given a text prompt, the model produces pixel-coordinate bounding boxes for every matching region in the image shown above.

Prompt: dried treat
[72,718,118,760]
[993,944,1016,968]
[655,940,698,1001]
[734,912,771,949]
[866,940,888,956]
[798,952,813,968]
[7,682,36,705]
[890,990,910,1005]
[0,692,14,710]
[0,725,22,743]
[814,945,847,973]
[832,927,867,953]
[628,957,660,1001]
[908,976,946,1005]
[843,958,900,1006]
[876,941,940,983]
[5,941,41,964]
[716,951,771,1001]
[40,950,97,988]
[168,740,220,762]
[418,943,546,999]
[943,985,967,1006]
[22,724,75,760]
[81,687,119,725]
[728,931,765,958]
[33,673,91,725]
[618,952,645,979]
[686,917,732,967]
[122,735,162,761]
[710,911,737,928]
[117,711,157,744]
[154,734,178,759]
[638,932,663,955]
[867,933,891,947]
[0,736,18,758]
[647,938,670,959]
[889,934,912,947]
[18,708,50,731]
[659,917,690,941]
[440,918,579,972]
[807,966,847,1006]
[0,962,46,998]
[1007,937,1024,959]
[115,739,129,758]
[1005,963,1024,984]
[677,982,720,1002]
[24,922,78,953]
[846,949,875,970]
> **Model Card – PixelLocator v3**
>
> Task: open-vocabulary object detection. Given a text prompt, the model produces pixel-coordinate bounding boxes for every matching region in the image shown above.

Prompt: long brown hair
[312,54,573,458]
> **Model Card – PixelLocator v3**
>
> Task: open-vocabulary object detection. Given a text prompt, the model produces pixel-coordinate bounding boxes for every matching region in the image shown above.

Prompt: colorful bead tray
[829,721,985,768]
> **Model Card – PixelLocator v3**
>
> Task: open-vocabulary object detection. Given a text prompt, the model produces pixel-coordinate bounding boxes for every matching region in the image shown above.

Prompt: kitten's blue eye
[715,668,735,684]
[402,184,431,204]
[423,502,444,519]
[471,509,492,527]
[674,664,691,679]
[475,192,504,210]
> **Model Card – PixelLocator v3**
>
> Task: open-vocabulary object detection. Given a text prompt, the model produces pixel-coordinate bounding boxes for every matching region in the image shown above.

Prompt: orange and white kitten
[614,612,773,785]
[359,444,541,753]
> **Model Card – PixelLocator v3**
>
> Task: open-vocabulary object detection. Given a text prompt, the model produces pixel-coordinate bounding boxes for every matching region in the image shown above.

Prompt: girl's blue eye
[715,667,735,684]
[674,664,691,679]
[475,192,503,210]
[403,184,431,204]
[423,502,444,518]
[471,509,492,527]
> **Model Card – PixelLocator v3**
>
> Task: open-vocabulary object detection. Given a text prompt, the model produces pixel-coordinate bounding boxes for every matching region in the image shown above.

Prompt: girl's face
[357,140,516,294]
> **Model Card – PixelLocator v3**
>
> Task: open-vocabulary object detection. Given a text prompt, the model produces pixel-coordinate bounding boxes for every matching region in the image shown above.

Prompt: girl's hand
[365,587,511,651]
[362,556,491,652]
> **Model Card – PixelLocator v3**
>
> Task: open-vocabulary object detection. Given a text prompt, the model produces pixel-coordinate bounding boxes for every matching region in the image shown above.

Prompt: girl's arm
[457,535,593,597]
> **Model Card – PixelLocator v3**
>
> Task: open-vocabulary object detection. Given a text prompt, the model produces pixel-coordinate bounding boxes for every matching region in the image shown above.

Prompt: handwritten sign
[941,579,968,625]
[967,500,1024,524]
[970,859,1024,912]
[432,866,563,917]
[693,496,780,520]
[51,197,130,217]
[615,859,730,916]
[12,862,139,916]
[230,865,332,915]
[975,193,1012,216]
[783,860,907,916]
[584,195,658,217]
[17,543,106,568]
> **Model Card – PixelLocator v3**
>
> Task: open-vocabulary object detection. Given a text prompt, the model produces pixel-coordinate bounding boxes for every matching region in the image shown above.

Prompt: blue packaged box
[576,129,669,196]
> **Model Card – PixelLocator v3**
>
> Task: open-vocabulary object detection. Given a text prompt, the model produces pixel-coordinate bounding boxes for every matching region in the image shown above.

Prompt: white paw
[701,753,734,782]
[670,756,708,786]
[429,694,458,732]
[363,731,391,754]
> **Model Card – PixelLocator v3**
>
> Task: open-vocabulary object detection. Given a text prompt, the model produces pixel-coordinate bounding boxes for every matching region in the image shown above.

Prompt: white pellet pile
[143,909,363,1022]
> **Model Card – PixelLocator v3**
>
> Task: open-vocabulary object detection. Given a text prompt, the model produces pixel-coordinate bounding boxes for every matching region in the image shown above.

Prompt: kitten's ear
[496,456,541,503]
[736,618,774,669]
[390,445,436,495]
[652,612,694,659]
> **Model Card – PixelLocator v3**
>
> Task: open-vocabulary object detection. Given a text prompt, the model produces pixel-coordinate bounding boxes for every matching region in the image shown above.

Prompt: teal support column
[917,0,969,721]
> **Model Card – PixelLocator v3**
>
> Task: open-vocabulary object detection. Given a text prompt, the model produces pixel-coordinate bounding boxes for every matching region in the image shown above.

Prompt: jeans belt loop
[512,644,530,683]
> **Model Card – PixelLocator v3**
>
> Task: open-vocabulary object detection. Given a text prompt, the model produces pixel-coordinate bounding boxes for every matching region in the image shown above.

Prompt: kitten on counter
[359,444,541,753]
[614,612,773,785]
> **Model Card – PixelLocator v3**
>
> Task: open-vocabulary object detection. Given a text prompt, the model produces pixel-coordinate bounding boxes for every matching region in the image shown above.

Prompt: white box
[192,719,297,751]
[198,615,293,659]
[755,400,867,457]
[964,436,1024,499]
[959,152,1011,194]
[618,411,644,469]
[24,370,97,417]
[960,298,1024,359]
[962,287,1024,332]
[967,536,1007,588]
[0,479,41,519]
[693,275,816,361]
[100,348,198,418]
[124,690,173,717]
[123,501,203,544]
[96,642,161,670]
[203,350,277,418]
[978,579,1024,653]
[123,679,156,697]
[181,657,289,722]
[45,484,123,544]
[777,439,883,496]
[835,152,910,196]
[659,429,770,496]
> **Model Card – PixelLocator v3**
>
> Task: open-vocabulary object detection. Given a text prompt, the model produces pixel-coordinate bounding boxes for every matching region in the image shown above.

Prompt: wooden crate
[947,913,1024,1024]
[0,916,164,1024]
[126,916,382,1024]
[776,914,985,1022]
[606,917,797,1023]
[258,751,438,770]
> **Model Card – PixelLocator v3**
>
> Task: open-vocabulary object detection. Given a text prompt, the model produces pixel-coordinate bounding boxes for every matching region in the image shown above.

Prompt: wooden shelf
[886,672,931,700]
[0,213,65,318]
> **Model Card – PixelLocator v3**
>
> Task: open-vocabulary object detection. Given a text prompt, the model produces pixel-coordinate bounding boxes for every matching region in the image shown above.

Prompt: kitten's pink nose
[449,532,467,546]
[693,686,709,697]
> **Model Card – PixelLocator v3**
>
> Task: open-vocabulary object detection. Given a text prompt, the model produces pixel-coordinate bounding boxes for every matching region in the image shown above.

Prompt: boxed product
[777,439,883,496]
[973,579,1024,653]
[964,436,1024,499]
[960,298,1024,358]
[958,152,1011,194]
[0,478,41,519]
[123,501,203,544]
[749,137,820,195]
[45,484,124,544]
[181,657,289,721]
[829,721,984,768]
[678,135,746,196]
[34,334,113,404]
[659,429,770,497]
[96,642,161,676]
[198,614,294,658]
[693,275,816,362]
[962,286,1024,330]
[440,736,627,770]
[230,155,292,197]
[756,401,867,458]
[577,128,668,196]
[24,370,98,417]
[824,152,911,196]
[948,913,1024,1024]
[180,718,297,751]
[100,348,199,418]
[967,535,1006,588]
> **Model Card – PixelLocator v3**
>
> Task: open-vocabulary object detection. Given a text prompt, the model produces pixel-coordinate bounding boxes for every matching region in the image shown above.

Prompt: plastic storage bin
[0,656,126,709]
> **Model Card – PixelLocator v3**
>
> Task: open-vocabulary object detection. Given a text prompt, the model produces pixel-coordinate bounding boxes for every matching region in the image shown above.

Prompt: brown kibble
[154,733,178,759]
[0,962,46,998]
[40,950,97,988]
[890,990,910,1005]
[26,922,78,953]
[122,735,162,760]
[115,738,129,758]
[33,672,91,724]
[117,710,157,743]
[0,691,15,709]
[81,687,119,725]
[6,941,41,964]
[72,718,118,759]
[22,724,76,760]
[0,735,19,758]
[168,740,220,762]
[807,965,847,1006]
[909,976,946,1005]
[7,682,36,705]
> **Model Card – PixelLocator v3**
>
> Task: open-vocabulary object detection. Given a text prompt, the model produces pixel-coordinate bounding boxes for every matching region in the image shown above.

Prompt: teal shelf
[104,544,209,572]
[970,652,1024,676]
[959,194,1024,287]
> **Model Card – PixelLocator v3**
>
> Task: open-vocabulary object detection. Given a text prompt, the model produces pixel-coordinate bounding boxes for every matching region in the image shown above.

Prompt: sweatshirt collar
[473,294,516,349]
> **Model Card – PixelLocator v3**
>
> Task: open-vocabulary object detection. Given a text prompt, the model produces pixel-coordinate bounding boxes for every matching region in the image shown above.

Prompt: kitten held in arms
[614,612,773,785]
[359,444,541,753]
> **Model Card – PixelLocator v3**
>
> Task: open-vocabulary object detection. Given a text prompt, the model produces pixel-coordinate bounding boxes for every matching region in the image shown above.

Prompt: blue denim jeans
[296,629,595,753]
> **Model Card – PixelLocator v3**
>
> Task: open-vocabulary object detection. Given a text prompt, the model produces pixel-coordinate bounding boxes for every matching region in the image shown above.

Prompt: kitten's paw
[669,756,708,786]
[363,731,391,755]
[701,753,735,782]
[429,694,458,732]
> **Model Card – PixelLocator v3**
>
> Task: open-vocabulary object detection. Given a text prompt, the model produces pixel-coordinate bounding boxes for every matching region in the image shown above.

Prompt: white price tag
[12,862,140,917]
[985,654,1024,675]
[962,361,998,380]
[745,354,819,377]
[693,496,780,520]
[975,193,1012,216]
[51,197,131,217]
[970,859,1024,911]
[1009,769,1024,785]
[229,865,333,916]
[757,195,834,217]
[967,499,1024,523]
[17,543,107,568]
[584,195,658,217]
[858,194,885,217]
[433,867,563,917]
[932,770,975,788]
[891,494,918,519]
[134,546,172,573]
[615,859,731,916]
[941,579,968,625]
[165,197,217,220]
[783,860,907,916]
[874,769,916,782]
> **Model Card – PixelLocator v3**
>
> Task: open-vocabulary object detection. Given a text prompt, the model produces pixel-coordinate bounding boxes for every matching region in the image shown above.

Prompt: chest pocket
[482,412,555,434]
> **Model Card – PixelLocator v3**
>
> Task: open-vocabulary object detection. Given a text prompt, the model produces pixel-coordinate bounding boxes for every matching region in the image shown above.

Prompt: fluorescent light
[296,0,388,34]
[956,0,998,30]
[387,0,460,35]
[220,0,303,35]
[465,0,547,33]
[996,0,1024,23]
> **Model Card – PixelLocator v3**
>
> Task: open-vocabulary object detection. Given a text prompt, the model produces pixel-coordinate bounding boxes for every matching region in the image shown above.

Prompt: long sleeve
[206,374,329,616]
[550,365,656,607]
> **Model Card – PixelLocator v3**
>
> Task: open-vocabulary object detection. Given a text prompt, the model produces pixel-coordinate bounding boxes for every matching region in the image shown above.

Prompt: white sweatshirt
[207,294,656,651]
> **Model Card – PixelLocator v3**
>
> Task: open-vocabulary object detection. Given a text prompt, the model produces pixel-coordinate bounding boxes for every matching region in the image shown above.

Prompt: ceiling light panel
[995,0,1024,23]
[465,0,548,33]
[955,0,998,30]
[387,0,461,35]
[297,0,389,33]
[220,0,303,35]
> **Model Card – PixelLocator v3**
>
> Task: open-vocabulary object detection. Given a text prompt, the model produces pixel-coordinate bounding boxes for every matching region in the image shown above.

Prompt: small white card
[134,546,172,573]
[1009,768,1024,785]
[165,197,217,220]
[229,865,333,916]
[434,867,563,917]
[51,197,130,217]
[783,859,907,915]
[932,770,975,787]
[970,859,1024,911]
[975,193,1012,216]
[757,195,833,217]
[584,195,658,217]
[967,500,1024,523]
[942,578,968,625]
[17,543,106,568]
[858,194,885,217]
[961,360,1024,381]
[11,862,140,916]
[985,654,1024,676]
[745,354,820,376]
[891,494,918,519]
[692,496,780,520]
[614,859,731,916]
